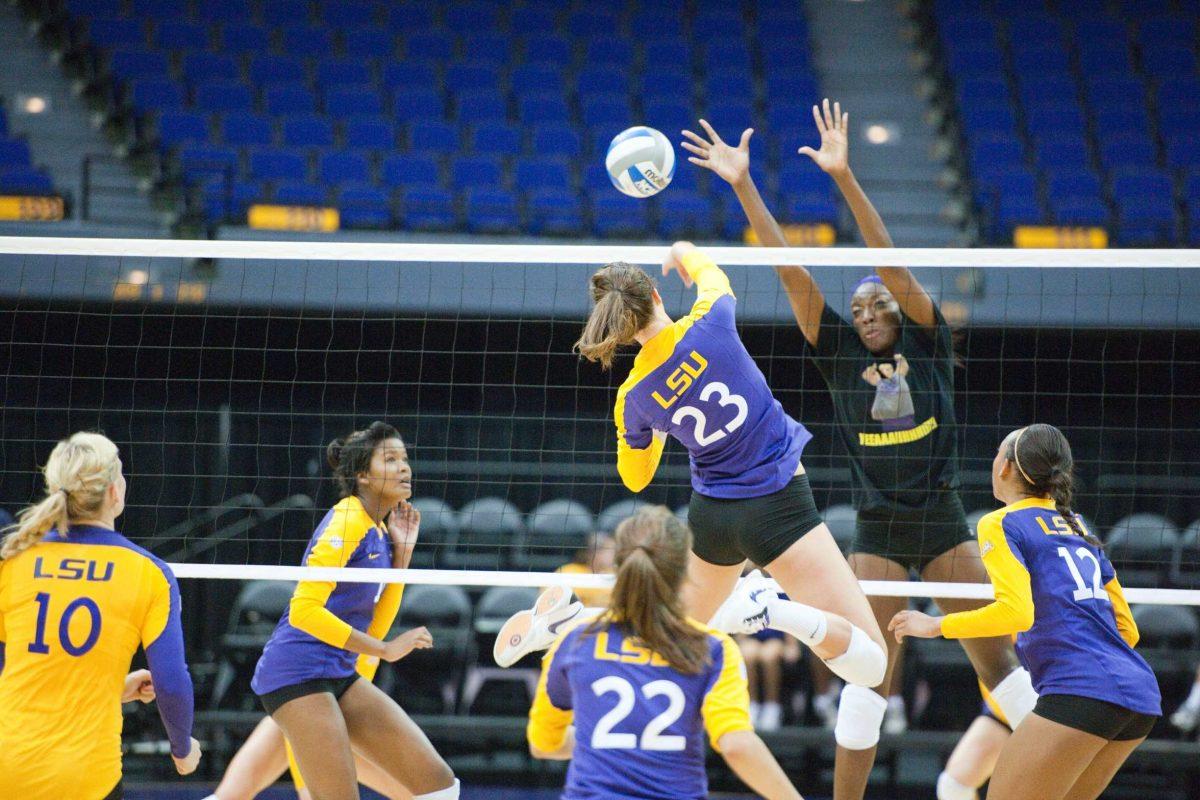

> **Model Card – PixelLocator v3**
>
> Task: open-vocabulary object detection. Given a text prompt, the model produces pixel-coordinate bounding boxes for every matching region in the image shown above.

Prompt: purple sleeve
[0,641,5,675]
[1000,517,1030,570]
[144,565,195,758]
[545,638,573,711]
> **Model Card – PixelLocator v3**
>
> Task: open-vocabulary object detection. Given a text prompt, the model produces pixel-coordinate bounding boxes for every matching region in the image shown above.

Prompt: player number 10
[28,592,103,657]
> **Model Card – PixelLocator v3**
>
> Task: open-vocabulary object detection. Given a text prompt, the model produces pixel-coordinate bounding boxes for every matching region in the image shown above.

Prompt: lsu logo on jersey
[651,351,708,409]
[33,557,115,582]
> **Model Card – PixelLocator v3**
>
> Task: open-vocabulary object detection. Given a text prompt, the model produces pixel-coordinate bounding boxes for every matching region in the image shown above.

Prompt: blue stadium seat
[265,84,317,115]
[178,144,238,182]
[532,124,581,159]
[631,12,683,38]
[1112,172,1174,204]
[1137,14,1198,46]
[762,74,819,104]
[513,8,558,36]
[261,0,310,27]
[518,94,569,125]
[946,45,1004,75]
[318,1,377,27]
[384,4,434,31]
[1166,137,1200,171]
[1018,77,1075,108]
[381,153,440,189]
[1086,77,1145,109]
[273,181,328,206]
[1142,46,1196,77]
[581,95,630,129]
[345,116,396,151]
[590,193,650,237]
[317,59,372,88]
[195,0,252,23]
[1025,104,1086,137]
[643,100,694,141]
[249,55,306,85]
[1093,105,1150,132]
[576,67,629,97]
[0,139,31,167]
[249,149,308,182]
[194,81,254,114]
[447,2,498,31]
[282,115,335,148]
[463,32,509,66]
[781,190,837,223]
[584,38,634,69]
[644,37,690,70]
[325,87,382,117]
[343,29,396,59]
[704,101,755,133]
[445,64,500,94]
[526,188,583,235]
[109,49,170,80]
[658,190,716,238]
[1074,19,1126,44]
[130,77,184,112]
[182,52,239,83]
[510,64,562,97]
[569,9,619,37]
[470,122,521,156]
[1010,44,1070,76]
[405,31,454,61]
[338,183,392,228]
[936,13,996,43]
[520,33,571,68]
[157,110,208,148]
[220,23,268,54]
[1051,196,1109,226]
[0,168,53,195]
[704,41,752,75]
[995,193,1045,228]
[455,90,508,124]
[704,72,755,104]
[515,157,571,191]
[222,112,274,147]
[1007,14,1066,45]
[1115,196,1176,245]
[67,0,121,17]
[86,18,146,49]
[154,20,208,50]
[1047,170,1102,203]
[970,138,1024,168]
[1034,134,1090,169]
[408,120,458,154]
[1099,133,1156,169]
[319,150,370,185]
[956,76,1007,105]
[394,88,443,124]
[1077,44,1134,76]
[643,70,692,106]
[132,0,183,19]
[450,155,503,189]
[958,103,1018,135]
[766,102,812,135]
[1157,78,1200,112]
[693,10,745,39]
[401,186,457,230]
[465,187,520,233]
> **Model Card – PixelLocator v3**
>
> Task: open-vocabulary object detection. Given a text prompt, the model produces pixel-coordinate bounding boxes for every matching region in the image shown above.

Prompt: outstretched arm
[682,120,825,347]
[800,99,936,329]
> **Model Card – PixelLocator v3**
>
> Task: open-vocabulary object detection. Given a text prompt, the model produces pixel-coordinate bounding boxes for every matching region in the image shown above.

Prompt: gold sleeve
[1104,577,1139,648]
[941,514,1035,639]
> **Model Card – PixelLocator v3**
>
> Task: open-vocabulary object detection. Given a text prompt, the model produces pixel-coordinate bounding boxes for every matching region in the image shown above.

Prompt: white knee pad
[823,625,887,688]
[415,778,460,799]
[937,771,978,800]
[990,666,1037,729]
[834,684,888,750]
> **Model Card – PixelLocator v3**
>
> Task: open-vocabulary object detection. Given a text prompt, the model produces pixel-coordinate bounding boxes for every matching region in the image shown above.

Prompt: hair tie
[1012,428,1035,486]
[59,488,69,499]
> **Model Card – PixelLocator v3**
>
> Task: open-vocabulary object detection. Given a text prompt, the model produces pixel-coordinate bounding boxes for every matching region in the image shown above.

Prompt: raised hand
[383,626,434,662]
[387,500,421,568]
[662,240,697,288]
[681,119,754,187]
[798,98,850,177]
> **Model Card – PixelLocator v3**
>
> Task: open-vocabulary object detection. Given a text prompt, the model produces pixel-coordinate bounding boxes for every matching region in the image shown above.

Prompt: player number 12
[1056,546,1108,603]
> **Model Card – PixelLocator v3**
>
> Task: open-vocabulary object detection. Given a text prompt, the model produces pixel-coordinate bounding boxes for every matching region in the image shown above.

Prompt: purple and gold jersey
[252,495,403,696]
[0,526,193,800]
[528,617,753,800]
[615,251,812,498]
[943,498,1160,716]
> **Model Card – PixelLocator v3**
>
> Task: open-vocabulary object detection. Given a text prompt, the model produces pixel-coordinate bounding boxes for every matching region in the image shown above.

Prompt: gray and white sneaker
[708,570,777,634]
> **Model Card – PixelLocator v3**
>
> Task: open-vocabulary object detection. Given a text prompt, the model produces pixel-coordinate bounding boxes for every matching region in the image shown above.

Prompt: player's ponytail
[327,421,402,497]
[599,507,711,675]
[2,432,121,560]
[575,262,657,370]
[1007,423,1102,548]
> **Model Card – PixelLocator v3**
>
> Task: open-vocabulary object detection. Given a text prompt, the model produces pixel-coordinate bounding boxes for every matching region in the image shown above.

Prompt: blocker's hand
[888,609,943,643]
[663,240,697,287]
[682,119,753,187]
[799,98,850,178]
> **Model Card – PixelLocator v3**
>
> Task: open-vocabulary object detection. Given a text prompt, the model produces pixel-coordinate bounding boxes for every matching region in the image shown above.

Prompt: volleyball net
[1,237,1198,608]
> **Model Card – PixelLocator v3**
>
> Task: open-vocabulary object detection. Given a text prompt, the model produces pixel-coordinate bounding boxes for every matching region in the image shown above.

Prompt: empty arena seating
[0,108,55,195]
[60,0,831,236]
[931,0,1200,244]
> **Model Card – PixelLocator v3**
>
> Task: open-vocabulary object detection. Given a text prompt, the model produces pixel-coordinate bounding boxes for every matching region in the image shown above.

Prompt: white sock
[765,597,828,646]
[1184,681,1200,711]
[990,667,1037,728]
[936,771,977,800]
[887,694,905,711]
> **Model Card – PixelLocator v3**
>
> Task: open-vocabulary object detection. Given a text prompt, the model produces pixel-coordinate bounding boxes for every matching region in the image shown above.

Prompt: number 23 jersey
[614,252,812,498]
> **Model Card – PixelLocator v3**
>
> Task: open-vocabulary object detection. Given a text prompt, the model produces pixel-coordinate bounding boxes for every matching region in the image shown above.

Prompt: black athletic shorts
[1035,693,1158,741]
[101,781,123,800]
[258,674,361,716]
[689,473,824,567]
[851,488,973,572]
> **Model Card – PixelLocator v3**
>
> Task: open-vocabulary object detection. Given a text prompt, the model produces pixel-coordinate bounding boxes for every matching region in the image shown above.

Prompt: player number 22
[671,382,748,447]
[1057,546,1108,603]
[590,676,687,751]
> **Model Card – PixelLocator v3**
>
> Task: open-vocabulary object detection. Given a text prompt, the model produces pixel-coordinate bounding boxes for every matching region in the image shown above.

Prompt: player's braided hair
[575,262,657,370]
[2,432,120,559]
[1007,423,1102,548]
[326,421,401,498]
[590,506,711,675]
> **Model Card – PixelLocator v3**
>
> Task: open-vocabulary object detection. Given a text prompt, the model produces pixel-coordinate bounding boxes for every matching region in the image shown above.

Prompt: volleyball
[605,126,675,198]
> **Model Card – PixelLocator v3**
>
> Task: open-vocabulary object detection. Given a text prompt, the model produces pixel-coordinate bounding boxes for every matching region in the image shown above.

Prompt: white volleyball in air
[605,126,675,198]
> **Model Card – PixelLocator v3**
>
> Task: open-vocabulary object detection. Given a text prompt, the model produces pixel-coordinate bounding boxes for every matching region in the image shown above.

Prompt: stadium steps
[0,3,164,230]
[804,0,966,245]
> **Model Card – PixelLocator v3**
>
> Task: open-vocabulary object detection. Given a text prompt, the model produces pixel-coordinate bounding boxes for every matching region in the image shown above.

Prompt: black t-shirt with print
[805,302,959,514]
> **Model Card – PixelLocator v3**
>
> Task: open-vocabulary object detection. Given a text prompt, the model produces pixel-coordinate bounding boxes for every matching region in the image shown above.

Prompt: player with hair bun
[250,422,457,800]
[0,431,199,800]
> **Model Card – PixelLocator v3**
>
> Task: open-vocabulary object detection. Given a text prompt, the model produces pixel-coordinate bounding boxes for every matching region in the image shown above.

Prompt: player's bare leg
[987,713,1106,800]
[271,693,359,800]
